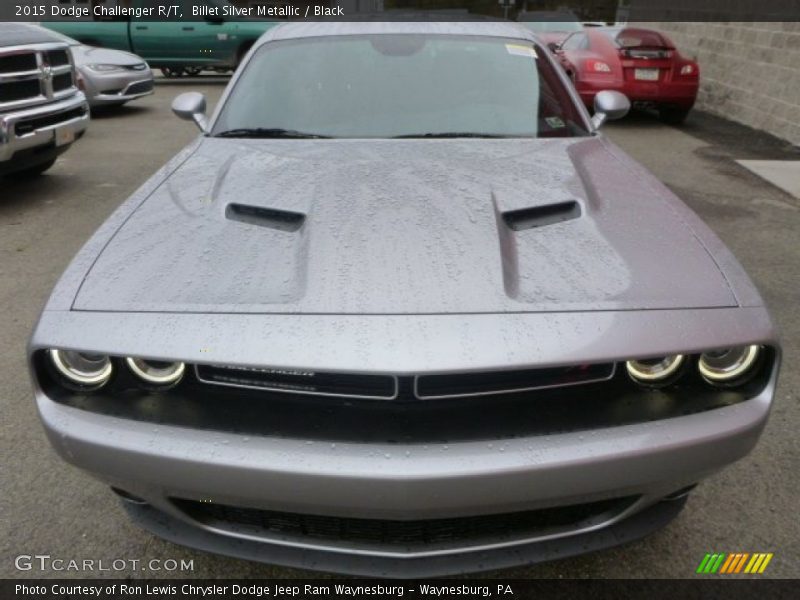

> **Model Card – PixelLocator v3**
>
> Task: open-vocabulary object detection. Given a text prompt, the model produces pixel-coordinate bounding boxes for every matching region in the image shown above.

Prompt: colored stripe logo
[696,553,773,574]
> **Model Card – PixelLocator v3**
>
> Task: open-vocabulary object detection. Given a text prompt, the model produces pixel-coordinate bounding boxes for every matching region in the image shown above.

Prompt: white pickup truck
[1,23,90,177]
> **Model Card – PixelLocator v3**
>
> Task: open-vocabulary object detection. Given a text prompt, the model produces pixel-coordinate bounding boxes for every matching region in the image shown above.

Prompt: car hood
[72,137,736,314]
[71,45,145,67]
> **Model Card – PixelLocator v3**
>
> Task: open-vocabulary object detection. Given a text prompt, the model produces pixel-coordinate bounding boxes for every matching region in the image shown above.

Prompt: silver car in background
[29,23,780,576]
[27,24,154,108]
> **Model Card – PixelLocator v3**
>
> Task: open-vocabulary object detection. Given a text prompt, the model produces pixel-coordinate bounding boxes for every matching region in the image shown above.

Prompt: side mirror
[591,90,630,129]
[172,92,208,132]
[547,42,560,52]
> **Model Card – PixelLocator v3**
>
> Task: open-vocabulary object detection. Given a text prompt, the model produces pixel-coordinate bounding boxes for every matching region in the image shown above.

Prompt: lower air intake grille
[174,496,637,549]
[15,106,86,136]
[125,80,154,95]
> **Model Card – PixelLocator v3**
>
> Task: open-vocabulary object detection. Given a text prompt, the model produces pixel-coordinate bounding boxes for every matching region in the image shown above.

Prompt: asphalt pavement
[1,78,798,579]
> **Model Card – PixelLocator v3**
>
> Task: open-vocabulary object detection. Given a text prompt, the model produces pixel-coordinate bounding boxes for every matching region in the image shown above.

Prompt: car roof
[257,21,537,47]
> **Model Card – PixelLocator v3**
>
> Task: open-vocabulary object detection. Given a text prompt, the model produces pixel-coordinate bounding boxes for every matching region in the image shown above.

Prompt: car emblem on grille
[40,61,52,81]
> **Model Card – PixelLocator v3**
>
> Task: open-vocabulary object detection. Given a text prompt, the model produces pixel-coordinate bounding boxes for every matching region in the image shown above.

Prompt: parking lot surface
[2,79,798,579]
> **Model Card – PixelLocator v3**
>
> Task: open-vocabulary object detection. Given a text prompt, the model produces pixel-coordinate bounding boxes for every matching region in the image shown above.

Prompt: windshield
[213,34,589,139]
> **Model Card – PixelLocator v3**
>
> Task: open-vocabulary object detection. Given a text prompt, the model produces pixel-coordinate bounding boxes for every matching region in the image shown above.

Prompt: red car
[555,27,699,123]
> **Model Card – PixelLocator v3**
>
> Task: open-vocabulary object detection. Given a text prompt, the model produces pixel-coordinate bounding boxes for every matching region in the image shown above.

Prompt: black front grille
[416,363,615,399]
[46,49,71,67]
[0,79,41,103]
[196,363,615,402]
[125,79,154,95]
[15,106,86,136]
[0,53,37,74]
[174,496,636,549]
[196,364,397,399]
[52,72,73,93]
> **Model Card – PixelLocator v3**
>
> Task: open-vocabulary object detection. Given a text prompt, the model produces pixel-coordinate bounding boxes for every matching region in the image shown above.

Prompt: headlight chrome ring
[125,357,185,387]
[698,345,761,384]
[626,355,685,385]
[49,349,112,390]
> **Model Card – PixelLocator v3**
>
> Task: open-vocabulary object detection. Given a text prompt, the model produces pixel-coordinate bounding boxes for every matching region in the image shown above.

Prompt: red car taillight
[679,63,698,77]
[585,59,612,73]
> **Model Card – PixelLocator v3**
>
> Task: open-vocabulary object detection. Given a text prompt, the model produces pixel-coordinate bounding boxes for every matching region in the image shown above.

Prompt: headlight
[626,355,685,385]
[86,64,123,72]
[125,357,185,388]
[49,349,112,390]
[698,345,761,384]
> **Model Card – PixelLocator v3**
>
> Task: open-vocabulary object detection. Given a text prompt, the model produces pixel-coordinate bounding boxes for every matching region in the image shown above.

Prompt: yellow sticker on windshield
[506,44,538,58]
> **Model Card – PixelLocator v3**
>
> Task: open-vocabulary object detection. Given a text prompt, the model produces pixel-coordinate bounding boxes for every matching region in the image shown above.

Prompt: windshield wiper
[214,128,332,139]
[393,132,516,139]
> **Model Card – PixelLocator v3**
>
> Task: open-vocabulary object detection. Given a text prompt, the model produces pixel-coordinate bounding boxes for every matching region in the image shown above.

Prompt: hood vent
[502,200,581,231]
[225,203,305,232]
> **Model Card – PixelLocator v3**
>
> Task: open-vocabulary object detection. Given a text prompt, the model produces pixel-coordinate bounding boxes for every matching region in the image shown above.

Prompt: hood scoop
[502,200,582,231]
[225,203,305,232]
[73,138,738,314]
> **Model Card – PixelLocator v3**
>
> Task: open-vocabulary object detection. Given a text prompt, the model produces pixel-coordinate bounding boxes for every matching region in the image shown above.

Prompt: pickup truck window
[213,35,590,139]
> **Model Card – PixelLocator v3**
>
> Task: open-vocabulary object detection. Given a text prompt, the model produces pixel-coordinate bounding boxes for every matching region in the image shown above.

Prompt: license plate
[634,68,659,81]
[55,127,75,147]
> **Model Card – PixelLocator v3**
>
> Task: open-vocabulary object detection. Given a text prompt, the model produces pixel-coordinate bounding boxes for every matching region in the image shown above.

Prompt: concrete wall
[649,22,800,146]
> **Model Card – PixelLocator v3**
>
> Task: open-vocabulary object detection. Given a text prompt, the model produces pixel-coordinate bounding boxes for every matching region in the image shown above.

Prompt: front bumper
[0,93,89,165]
[35,381,772,575]
[124,496,689,577]
[82,68,155,107]
[577,76,698,110]
[30,308,779,575]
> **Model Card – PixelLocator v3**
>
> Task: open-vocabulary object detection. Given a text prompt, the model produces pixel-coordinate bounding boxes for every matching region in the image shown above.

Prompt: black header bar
[3,579,800,600]
[4,0,800,23]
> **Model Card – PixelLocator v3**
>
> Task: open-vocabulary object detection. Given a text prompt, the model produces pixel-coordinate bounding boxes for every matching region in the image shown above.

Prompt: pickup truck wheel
[10,159,56,178]
[161,67,184,78]
[185,67,203,76]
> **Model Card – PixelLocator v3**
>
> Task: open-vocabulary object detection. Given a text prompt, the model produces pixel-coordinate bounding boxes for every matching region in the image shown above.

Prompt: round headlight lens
[49,349,112,389]
[698,345,761,384]
[125,357,185,387]
[626,355,685,385]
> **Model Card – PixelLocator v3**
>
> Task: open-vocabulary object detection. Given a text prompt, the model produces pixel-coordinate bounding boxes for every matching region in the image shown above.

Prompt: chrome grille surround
[0,43,77,114]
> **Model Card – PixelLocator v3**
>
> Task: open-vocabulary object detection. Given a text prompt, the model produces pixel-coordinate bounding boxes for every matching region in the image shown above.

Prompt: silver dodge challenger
[29,23,780,577]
